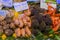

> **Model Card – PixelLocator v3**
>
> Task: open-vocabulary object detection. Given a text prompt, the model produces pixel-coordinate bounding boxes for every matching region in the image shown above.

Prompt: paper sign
[56,0,60,4]
[27,0,40,3]
[20,1,29,10]
[0,2,3,10]
[14,1,29,12]
[40,0,48,10]
[27,0,39,1]
[1,0,13,7]
[40,0,56,10]
[0,10,7,17]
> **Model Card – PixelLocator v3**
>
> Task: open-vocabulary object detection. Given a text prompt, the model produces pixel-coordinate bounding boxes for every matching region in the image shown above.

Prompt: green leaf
[35,31,45,40]
[55,35,60,40]
[0,38,2,40]
[49,30,54,34]
[45,0,56,4]
[0,32,3,36]
[6,36,15,40]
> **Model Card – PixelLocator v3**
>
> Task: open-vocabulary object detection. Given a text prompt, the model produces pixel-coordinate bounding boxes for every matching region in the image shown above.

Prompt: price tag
[27,0,40,3]
[0,2,3,10]
[1,0,13,7]
[40,0,56,10]
[27,0,40,2]
[0,10,7,17]
[40,0,48,10]
[27,0,38,1]
[14,1,29,12]
[56,0,60,4]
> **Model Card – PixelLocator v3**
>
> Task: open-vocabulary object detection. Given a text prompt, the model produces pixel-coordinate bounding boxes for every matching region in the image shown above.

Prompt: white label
[40,0,56,10]
[1,0,13,7]
[0,10,7,17]
[40,0,48,10]
[27,0,39,1]
[27,0,40,3]
[0,2,3,10]
[14,1,29,12]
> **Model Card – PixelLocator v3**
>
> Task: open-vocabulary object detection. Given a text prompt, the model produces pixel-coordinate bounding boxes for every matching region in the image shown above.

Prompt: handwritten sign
[1,0,13,7]
[56,0,60,4]
[27,0,39,1]
[0,2,3,10]
[40,0,56,10]
[14,1,29,12]
[27,0,40,3]
[0,10,7,17]
[40,0,48,10]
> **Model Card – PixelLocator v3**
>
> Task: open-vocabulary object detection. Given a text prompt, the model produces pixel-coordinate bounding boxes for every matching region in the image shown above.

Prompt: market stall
[0,0,60,40]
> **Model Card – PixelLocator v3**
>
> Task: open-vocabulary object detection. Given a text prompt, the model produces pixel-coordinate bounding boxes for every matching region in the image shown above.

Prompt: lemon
[2,34,7,40]
[12,33,17,38]
[14,11,19,18]
[25,34,29,38]
[49,34,53,37]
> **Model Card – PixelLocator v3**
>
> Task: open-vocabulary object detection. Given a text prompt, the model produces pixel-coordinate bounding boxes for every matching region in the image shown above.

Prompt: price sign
[0,10,7,17]
[40,0,48,10]
[14,1,29,12]
[40,0,56,10]
[27,0,40,3]
[14,3,21,12]
[1,0,13,7]
[27,0,39,1]
[20,1,29,10]
[56,0,60,4]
